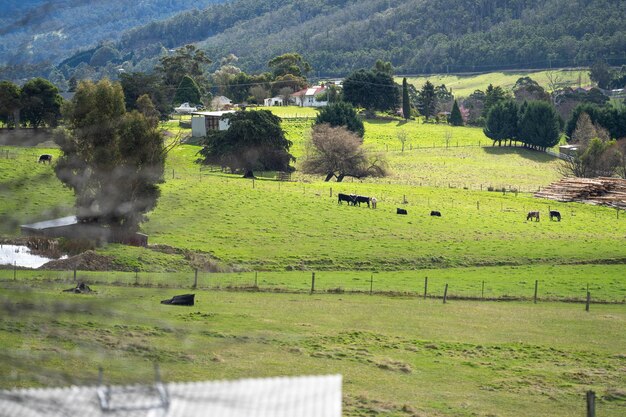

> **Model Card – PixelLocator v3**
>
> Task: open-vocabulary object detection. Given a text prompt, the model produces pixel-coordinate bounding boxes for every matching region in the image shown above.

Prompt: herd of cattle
[338,192,561,221]
[37,155,564,223]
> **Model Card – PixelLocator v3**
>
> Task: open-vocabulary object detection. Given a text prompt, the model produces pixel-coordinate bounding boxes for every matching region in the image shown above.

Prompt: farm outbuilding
[191,110,235,137]
[0,374,342,417]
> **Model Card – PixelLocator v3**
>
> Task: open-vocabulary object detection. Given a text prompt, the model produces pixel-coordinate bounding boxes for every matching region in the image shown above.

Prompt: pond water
[0,245,65,268]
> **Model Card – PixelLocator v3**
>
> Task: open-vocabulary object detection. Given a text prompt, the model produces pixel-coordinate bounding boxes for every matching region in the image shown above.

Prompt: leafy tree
[483,100,519,146]
[314,102,364,138]
[120,72,170,119]
[566,104,626,142]
[343,69,399,112]
[402,78,410,120]
[268,53,312,79]
[174,75,202,105]
[55,79,166,236]
[156,44,211,94]
[0,81,21,128]
[571,112,609,149]
[517,101,560,150]
[561,138,620,178]
[271,74,307,97]
[226,72,271,103]
[301,124,387,182]
[589,60,612,89]
[417,81,436,120]
[249,85,270,104]
[197,110,294,178]
[89,45,120,67]
[374,60,393,76]
[449,99,463,126]
[513,77,550,102]
[483,84,508,117]
[20,77,62,128]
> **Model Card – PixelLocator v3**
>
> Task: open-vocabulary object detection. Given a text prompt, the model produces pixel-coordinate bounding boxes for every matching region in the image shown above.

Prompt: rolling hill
[0,0,226,67]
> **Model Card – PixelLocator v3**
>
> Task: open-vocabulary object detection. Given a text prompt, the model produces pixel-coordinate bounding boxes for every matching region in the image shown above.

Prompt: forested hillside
[0,0,225,67]
[116,0,626,76]
[3,0,626,81]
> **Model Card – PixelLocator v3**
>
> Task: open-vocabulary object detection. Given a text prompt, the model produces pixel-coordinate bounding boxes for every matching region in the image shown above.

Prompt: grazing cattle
[549,210,561,221]
[430,210,441,217]
[38,154,52,164]
[354,195,370,208]
[371,197,377,209]
[397,208,407,215]
[337,193,354,205]
[527,211,540,222]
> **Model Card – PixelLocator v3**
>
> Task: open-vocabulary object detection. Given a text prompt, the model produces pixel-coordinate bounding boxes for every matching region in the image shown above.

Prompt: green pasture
[0,143,622,271]
[0,147,74,233]
[4,263,625,303]
[1,285,624,416]
[144,150,625,270]
[404,68,593,97]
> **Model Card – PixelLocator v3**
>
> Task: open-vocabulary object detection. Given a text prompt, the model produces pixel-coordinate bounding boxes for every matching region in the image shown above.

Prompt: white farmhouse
[191,110,235,137]
[291,85,328,107]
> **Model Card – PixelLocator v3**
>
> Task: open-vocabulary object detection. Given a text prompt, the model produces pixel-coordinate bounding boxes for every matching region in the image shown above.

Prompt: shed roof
[21,216,78,230]
[0,375,342,417]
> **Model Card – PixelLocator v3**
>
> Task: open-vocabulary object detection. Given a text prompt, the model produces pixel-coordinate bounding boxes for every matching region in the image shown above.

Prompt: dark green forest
[114,0,626,76]
[2,0,626,81]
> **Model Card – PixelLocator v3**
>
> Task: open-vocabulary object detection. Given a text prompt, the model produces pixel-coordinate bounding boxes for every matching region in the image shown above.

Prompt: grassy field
[1,284,624,416]
[404,68,593,97]
[1,102,625,416]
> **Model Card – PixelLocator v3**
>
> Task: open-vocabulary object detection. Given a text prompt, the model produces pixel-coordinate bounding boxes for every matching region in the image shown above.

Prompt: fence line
[2,269,623,305]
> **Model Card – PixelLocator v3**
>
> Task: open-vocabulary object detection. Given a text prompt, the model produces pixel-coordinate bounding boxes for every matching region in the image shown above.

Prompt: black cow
[338,193,354,205]
[397,208,408,215]
[549,210,561,221]
[354,195,370,208]
[38,154,52,164]
[430,210,441,217]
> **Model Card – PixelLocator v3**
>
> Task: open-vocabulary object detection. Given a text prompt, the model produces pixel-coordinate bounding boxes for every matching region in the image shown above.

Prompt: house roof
[0,375,342,417]
[292,86,326,97]
[21,216,78,230]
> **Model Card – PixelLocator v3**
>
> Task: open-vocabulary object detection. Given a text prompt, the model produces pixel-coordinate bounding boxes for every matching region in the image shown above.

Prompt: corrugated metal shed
[0,375,342,417]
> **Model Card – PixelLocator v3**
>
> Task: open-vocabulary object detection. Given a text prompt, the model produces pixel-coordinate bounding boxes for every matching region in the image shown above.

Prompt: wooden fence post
[193,269,198,289]
[481,280,485,299]
[73,268,77,282]
[310,272,315,294]
[586,291,591,312]
[370,274,373,295]
[330,187,332,197]
[254,271,258,287]
[534,280,538,304]
[13,261,16,280]
[424,277,428,299]
[443,283,448,304]
[586,390,596,417]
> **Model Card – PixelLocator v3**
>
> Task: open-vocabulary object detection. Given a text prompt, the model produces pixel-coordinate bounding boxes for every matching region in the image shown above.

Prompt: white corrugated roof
[190,111,235,117]
[21,216,78,230]
[0,375,342,417]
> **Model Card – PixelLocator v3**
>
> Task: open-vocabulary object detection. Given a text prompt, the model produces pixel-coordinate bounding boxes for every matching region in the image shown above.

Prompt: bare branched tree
[301,124,387,182]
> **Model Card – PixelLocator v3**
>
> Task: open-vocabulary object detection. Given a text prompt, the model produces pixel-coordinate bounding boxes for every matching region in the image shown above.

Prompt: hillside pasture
[147,152,625,270]
[404,69,592,98]
[0,285,624,417]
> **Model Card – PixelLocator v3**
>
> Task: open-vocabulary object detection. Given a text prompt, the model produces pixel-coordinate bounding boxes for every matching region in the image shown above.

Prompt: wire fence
[2,268,624,305]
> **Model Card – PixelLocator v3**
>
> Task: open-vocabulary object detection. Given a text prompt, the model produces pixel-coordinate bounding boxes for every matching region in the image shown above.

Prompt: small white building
[191,111,235,137]
[264,96,286,106]
[291,86,328,107]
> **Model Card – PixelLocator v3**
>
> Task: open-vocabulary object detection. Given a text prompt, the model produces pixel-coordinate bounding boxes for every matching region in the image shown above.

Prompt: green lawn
[1,285,624,416]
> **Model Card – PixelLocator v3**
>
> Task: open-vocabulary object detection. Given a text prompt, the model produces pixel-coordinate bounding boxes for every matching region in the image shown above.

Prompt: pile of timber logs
[535,177,626,209]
